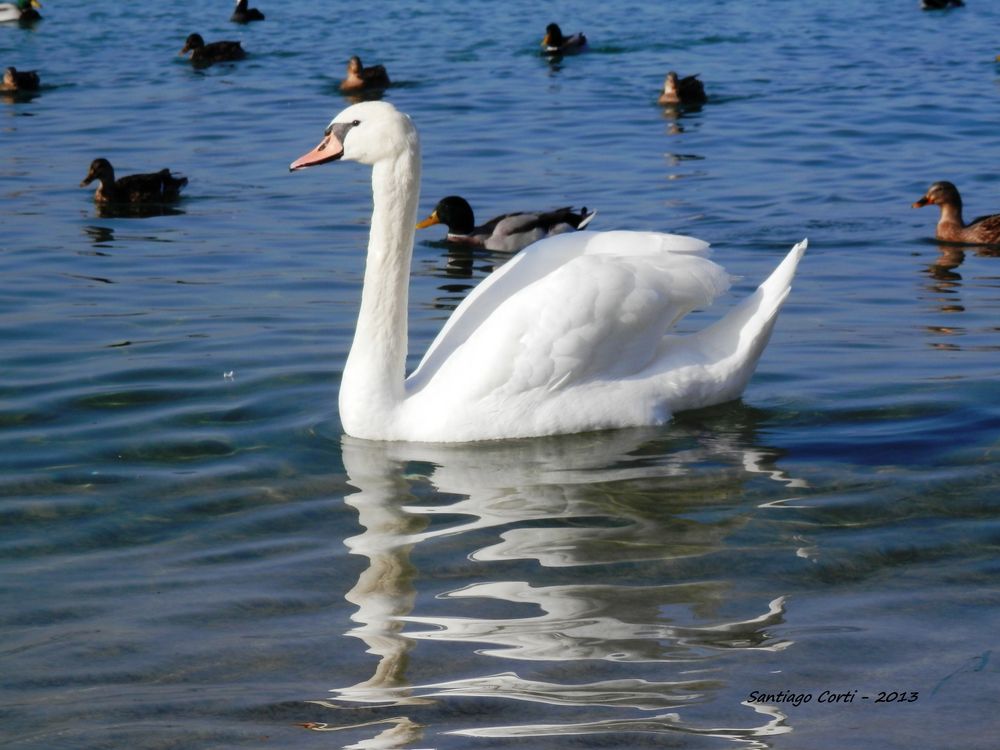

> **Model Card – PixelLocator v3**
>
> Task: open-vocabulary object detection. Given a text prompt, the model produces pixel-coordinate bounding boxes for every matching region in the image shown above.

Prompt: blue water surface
[2,1,998,748]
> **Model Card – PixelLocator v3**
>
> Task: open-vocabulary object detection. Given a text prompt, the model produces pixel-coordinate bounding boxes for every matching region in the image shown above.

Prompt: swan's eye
[351,119,361,127]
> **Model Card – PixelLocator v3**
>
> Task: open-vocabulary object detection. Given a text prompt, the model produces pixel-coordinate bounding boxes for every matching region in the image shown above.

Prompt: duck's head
[18,0,42,9]
[542,23,565,48]
[346,56,363,75]
[913,181,961,209]
[290,101,418,170]
[180,33,205,55]
[663,72,680,92]
[416,196,475,234]
[3,68,16,87]
[80,158,114,187]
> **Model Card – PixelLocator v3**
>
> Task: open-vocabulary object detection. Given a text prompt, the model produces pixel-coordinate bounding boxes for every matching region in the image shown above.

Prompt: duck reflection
[310,419,803,745]
[414,240,516,312]
[921,243,1000,322]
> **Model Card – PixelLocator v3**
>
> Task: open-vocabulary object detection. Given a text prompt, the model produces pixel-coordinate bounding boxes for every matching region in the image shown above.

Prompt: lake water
[2,1,998,748]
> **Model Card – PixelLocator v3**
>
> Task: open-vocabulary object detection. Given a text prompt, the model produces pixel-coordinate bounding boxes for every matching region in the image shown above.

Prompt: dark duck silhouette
[80,158,188,204]
[179,33,246,66]
[1,66,39,92]
[417,195,597,253]
[913,181,1000,245]
[0,0,41,24]
[659,71,707,105]
[230,0,264,23]
[920,0,963,9]
[541,23,587,55]
[340,56,390,92]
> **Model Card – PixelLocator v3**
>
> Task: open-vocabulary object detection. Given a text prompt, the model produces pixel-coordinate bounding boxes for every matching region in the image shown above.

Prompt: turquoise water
[2,1,999,747]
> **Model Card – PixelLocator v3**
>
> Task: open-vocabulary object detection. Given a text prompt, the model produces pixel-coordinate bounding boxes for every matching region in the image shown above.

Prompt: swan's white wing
[405,230,726,400]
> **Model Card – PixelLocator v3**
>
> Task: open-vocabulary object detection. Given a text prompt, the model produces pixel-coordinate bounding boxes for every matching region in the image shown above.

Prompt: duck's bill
[289,133,345,171]
[912,197,930,208]
[31,0,42,8]
[415,210,441,229]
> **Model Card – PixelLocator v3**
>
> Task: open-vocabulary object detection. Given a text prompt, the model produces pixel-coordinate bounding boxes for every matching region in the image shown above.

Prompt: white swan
[290,101,805,443]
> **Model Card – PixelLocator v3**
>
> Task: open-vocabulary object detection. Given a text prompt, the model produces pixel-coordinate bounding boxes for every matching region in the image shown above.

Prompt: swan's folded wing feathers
[406,235,730,403]
[407,230,714,392]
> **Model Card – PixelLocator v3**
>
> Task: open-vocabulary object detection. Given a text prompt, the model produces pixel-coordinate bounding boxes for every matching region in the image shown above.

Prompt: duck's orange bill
[289,133,345,171]
[415,210,441,229]
[912,197,930,208]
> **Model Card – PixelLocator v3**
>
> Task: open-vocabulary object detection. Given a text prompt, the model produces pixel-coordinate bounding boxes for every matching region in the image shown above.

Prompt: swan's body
[290,101,805,443]
[0,0,41,23]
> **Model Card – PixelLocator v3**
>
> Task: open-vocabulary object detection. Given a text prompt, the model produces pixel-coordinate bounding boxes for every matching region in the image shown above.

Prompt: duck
[541,23,587,55]
[80,158,188,204]
[417,195,597,253]
[0,0,41,23]
[659,71,707,106]
[230,0,264,22]
[913,181,1000,245]
[288,101,805,443]
[179,34,246,66]
[340,56,390,92]
[920,0,963,8]
[1,66,39,92]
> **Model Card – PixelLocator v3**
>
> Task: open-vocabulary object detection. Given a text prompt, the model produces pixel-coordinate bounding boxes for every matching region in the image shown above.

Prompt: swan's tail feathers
[659,239,806,412]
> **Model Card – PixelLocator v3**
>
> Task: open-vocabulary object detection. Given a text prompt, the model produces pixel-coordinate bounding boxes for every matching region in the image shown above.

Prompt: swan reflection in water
[305,418,805,747]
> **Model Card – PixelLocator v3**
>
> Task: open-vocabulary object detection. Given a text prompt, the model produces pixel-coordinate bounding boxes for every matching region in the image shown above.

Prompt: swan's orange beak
[289,133,345,171]
[415,209,441,229]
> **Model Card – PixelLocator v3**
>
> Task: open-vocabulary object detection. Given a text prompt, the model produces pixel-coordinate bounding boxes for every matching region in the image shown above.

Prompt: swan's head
[289,101,417,171]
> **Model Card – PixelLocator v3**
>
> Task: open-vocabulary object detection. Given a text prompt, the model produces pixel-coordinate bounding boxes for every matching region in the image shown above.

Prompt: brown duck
[913,181,1000,245]
[230,0,264,23]
[340,56,390,92]
[179,33,246,66]
[659,71,707,105]
[80,158,187,204]
[1,66,39,92]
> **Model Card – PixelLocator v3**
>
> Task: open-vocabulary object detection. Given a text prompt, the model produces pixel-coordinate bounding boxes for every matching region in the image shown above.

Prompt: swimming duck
[417,195,597,253]
[541,23,587,55]
[0,0,40,23]
[659,71,707,105]
[920,0,963,8]
[913,181,1000,245]
[179,34,246,66]
[230,0,264,22]
[80,158,188,204]
[1,66,39,92]
[288,101,805,442]
[340,56,390,92]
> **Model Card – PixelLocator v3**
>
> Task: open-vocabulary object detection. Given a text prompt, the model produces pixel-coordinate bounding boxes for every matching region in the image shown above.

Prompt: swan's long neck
[339,143,421,438]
